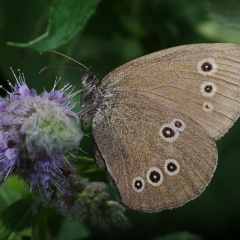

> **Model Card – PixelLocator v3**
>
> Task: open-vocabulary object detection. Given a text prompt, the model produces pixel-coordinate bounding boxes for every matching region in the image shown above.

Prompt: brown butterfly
[80,43,240,212]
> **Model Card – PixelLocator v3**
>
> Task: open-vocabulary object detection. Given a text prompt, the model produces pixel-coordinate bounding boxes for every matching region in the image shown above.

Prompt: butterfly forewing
[101,44,240,140]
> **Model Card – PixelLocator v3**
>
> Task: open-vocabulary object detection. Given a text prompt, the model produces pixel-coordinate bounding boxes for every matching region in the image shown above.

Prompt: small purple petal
[0,100,8,110]
[0,144,5,153]
[0,131,5,142]
[18,83,30,97]
[42,90,66,104]
[42,172,51,181]
[30,89,37,96]
[65,189,74,196]
[29,170,38,183]
[41,182,49,189]
[39,158,51,168]
[0,157,9,169]
[5,148,17,160]
[41,92,50,99]
[50,90,65,100]
[9,93,21,102]
[13,84,19,92]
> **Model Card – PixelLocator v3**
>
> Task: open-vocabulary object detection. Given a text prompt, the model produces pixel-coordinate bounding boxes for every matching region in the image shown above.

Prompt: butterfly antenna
[39,65,56,74]
[39,64,87,74]
[40,50,88,70]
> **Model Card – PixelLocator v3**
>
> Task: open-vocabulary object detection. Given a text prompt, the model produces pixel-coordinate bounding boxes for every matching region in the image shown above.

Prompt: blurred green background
[1,0,240,239]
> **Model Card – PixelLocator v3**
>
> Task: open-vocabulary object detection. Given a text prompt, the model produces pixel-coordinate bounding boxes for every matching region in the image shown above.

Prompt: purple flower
[0,69,83,191]
[0,69,130,230]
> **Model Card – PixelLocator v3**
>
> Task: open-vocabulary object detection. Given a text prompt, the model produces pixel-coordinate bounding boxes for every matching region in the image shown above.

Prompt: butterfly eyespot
[204,85,213,93]
[159,124,179,143]
[202,102,213,112]
[162,127,175,137]
[132,177,145,193]
[164,159,180,176]
[172,118,186,132]
[146,167,163,186]
[174,121,182,128]
[200,81,217,97]
[201,62,213,72]
[197,58,217,76]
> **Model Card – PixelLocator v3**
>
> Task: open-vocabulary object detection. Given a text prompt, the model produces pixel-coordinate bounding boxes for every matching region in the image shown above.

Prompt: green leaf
[0,185,20,213]
[0,176,27,213]
[57,219,90,240]
[7,0,100,51]
[75,156,108,181]
[201,0,240,27]
[0,199,37,240]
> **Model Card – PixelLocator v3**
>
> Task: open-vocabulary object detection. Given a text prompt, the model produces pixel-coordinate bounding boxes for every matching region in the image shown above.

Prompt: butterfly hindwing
[93,93,217,212]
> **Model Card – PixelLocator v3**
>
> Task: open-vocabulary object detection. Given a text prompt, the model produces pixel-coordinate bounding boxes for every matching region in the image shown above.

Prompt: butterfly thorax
[80,71,105,124]
[80,71,119,130]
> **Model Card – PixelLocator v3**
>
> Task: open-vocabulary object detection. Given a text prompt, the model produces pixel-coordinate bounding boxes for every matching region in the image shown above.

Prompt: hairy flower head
[0,69,83,190]
[0,69,130,230]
